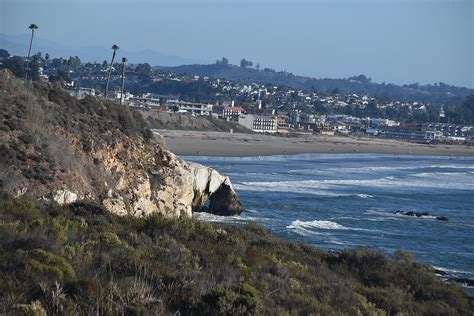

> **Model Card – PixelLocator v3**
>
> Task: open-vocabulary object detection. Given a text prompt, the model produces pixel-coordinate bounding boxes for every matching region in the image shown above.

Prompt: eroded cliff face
[0,74,242,218]
[189,163,243,215]
[49,146,243,218]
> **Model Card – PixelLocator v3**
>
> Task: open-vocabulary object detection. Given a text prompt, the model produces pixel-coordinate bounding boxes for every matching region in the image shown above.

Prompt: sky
[1,0,473,88]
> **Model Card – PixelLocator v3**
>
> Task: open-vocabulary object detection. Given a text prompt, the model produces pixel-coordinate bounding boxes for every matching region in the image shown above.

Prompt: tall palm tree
[120,57,128,105]
[105,44,119,98]
[25,23,38,80]
[44,53,50,70]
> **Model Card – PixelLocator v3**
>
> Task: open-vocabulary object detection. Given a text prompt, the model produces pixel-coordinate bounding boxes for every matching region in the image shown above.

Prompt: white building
[223,106,244,120]
[167,100,213,116]
[238,114,277,133]
[368,118,398,127]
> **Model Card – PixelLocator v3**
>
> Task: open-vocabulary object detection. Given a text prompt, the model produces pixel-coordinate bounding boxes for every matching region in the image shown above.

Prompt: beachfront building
[166,100,213,116]
[275,115,291,133]
[375,125,444,142]
[238,114,277,133]
[128,93,177,108]
[223,106,244,121]
[425,130,443,141]
[367,117,398,127]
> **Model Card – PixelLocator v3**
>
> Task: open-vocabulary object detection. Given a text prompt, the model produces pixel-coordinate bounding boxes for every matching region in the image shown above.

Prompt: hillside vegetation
[0,195,471,315]
[0,71,153,198]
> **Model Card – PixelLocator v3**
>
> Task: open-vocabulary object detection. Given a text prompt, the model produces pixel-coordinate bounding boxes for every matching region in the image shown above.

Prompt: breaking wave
[287,220,348,230]
[193,209,264,224]
[237,175,474,193]
[288,164,474,176]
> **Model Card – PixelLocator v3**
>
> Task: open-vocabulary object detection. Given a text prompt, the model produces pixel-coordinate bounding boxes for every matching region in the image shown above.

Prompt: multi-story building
[166,100,213,116]
[289,109,300,126]
[223,106,244,121]
[275,115,291,133]
[238,114,277,133]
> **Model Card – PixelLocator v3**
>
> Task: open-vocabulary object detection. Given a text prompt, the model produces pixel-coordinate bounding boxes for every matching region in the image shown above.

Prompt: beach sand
[154,129,474,157]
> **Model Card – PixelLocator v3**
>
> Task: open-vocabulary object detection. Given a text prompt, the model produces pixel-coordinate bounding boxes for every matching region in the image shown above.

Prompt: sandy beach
[154,129,474,157]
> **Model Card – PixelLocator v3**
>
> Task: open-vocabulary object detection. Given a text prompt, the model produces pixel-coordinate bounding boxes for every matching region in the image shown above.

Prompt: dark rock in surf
[394,210,448,221]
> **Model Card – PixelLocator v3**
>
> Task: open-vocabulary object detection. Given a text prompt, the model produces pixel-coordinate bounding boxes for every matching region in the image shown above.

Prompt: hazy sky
[1,0,473,87]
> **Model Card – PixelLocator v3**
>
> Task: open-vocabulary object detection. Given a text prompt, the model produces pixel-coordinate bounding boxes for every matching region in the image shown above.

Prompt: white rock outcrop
[45,149,242,218]
[188,161,243,215]
[52,190,78,205]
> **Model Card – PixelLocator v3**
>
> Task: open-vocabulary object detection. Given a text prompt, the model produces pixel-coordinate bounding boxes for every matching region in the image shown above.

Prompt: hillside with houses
[1,48,473,144]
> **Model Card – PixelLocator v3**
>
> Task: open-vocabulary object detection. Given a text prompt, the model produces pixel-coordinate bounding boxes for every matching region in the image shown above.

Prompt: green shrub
[19,248,75,281]
[0,195,471,314]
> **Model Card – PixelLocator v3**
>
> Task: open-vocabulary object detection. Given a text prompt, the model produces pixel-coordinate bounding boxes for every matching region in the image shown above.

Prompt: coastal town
[1,49,473,144]
[64,65,472,144]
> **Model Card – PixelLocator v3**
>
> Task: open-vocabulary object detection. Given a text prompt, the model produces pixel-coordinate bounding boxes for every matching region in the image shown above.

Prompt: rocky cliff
[0,72,242,217]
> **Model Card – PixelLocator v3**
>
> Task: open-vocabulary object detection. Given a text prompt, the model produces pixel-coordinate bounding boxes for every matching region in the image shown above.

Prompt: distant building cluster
[124,92,472,142]
[30,56,471,144]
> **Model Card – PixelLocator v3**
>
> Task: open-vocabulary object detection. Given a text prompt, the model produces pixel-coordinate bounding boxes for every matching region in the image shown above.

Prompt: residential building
[238,114,277,133]
[223,106,244,121]
[275,115,291,133]
[289,110,300,126]
[167,100,213,116]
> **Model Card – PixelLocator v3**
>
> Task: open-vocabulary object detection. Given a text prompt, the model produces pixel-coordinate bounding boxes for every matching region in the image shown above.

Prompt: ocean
[187,154,474,288]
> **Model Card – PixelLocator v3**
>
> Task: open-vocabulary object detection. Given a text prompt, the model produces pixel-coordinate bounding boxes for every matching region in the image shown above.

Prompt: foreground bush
[0,195,471,315]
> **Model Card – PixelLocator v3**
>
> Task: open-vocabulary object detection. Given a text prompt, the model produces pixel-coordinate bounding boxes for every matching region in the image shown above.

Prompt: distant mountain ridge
[0,33,201,66]
[156,64,474,104]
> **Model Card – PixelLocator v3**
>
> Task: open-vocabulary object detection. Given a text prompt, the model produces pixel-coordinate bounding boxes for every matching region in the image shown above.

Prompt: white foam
[428,164,474,169]
[432,266,474,277]
[287,220,348,230]
[236,175,474,194]
[412,171,474,179]
[192,212,260,224]
[287,226,323,237]
[289,164,474,176]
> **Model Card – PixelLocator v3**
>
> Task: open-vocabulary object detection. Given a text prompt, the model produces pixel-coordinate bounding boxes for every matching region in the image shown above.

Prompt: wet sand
[154,129,474,157]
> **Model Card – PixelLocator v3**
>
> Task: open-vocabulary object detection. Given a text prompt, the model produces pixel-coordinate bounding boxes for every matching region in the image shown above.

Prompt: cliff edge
[0,72,243,217]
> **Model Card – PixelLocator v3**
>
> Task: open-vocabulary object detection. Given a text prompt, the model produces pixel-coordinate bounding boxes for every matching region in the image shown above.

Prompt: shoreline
[155,129,474,157]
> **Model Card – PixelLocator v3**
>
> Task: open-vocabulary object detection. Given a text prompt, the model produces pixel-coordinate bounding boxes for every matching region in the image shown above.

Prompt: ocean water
[186,154,474,284]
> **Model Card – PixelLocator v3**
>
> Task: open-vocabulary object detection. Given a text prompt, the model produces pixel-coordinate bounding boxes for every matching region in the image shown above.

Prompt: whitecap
[192,212,262,224]
[287,219,348,230]
[236,176,474,194]
[428,164,474,170]
[432,266,474,277]
[356,194,373,199]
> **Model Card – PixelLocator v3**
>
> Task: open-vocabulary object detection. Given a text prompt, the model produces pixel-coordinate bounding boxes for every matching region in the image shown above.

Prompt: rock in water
[208,182,244,216]
[394,210,448,221]
[189,162,243,216]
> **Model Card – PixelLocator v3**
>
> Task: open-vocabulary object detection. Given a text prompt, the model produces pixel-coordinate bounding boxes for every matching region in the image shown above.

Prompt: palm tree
[120,57,128,105]
[44,53,49,70]
[105,44,119,98]
[25,23,38,80]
